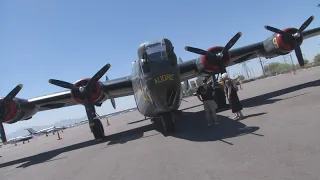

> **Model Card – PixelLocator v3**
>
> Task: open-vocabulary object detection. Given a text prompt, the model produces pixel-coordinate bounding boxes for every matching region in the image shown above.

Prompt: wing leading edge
[27,76,133,112]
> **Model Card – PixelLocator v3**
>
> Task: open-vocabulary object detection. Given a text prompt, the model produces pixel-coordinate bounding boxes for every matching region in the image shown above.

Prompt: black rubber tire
[151,117,161,130]
[160,113,175,135]
[92,119,105,140]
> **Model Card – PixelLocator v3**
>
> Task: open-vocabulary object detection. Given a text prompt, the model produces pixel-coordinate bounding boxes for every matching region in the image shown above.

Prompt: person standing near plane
[221,73,244,120]
[196,79,219,126]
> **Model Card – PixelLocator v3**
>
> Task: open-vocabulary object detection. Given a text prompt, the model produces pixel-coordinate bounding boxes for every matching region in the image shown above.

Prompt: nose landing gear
[151,112,175,136]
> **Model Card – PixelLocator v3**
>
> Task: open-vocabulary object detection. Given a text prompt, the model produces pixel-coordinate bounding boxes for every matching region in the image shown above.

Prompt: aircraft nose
[146,73,181,110]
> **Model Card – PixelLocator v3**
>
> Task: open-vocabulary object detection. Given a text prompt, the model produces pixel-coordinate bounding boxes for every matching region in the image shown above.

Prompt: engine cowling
[274,28,303,52]
[70,78,105,105]
[200,46,231,71]
[0,98,38,124]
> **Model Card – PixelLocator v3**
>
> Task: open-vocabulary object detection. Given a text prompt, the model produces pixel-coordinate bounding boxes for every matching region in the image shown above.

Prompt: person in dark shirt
[196,80,218,126]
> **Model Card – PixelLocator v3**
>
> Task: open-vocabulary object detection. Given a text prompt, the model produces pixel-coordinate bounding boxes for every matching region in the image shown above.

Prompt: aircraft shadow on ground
[0,111,262,169]
[172,111,262,144]
[1,79,319,169]
[110,111,264,145]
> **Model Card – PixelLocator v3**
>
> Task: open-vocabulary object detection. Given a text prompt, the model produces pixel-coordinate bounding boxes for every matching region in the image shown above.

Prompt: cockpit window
[145,41,168,62]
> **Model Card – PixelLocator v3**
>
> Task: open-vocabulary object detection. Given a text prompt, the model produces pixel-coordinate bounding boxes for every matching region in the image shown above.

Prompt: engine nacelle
[0,98,38,124]
[263,28,303,56]
[70,78,106,105]
[200,46,231,71]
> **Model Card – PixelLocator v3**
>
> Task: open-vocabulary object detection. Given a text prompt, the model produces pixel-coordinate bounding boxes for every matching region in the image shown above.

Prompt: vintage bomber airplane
[1,16,320,144]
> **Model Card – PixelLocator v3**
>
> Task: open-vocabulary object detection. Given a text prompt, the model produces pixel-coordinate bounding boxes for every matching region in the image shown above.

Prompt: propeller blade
[298,16,314,33]
[0,84,22,145]
[110,98,116,109]
[294,46,304,67]
[48,79,78,90]
[105,75,116,109]
[221,32,242,55]
[1,84,23,106]
[86,64,111,91]
[184,46,214,56]
[0,122,7,145]
[264,25,286,35]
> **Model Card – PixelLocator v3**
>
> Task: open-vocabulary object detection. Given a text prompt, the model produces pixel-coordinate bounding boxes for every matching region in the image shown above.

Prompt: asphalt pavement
[1,67,320,180]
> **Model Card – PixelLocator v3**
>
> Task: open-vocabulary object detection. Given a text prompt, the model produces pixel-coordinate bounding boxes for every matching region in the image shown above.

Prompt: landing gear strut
[152,113,175,136]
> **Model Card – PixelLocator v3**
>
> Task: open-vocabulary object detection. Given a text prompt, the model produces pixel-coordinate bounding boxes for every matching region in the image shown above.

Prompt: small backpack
[226,80,238,92]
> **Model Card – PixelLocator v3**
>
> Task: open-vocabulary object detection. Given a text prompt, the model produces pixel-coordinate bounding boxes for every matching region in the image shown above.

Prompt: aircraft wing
[26,76,133,112]
[228,27,320,66]
[179,25,320,82]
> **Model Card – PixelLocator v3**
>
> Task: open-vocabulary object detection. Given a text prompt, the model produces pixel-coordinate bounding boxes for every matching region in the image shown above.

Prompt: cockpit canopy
[138,38,175,62]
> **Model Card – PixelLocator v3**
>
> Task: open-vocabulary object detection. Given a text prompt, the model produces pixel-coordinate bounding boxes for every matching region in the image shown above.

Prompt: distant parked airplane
[6,135,33,145]
[25,126,66,137]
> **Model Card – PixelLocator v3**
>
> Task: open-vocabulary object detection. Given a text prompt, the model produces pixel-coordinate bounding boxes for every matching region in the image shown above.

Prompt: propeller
[185,32,242,74]
[49,64,111,125]
[105,75,116,109]
[0,84,23,144]
[264,15,314,67]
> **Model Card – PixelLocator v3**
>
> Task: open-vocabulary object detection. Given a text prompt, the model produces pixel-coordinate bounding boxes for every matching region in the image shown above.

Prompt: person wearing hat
[221,73,244,120]
[196,78,219,126]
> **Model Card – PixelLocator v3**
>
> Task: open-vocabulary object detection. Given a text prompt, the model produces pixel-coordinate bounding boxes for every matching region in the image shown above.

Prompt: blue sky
[1,0,320,134]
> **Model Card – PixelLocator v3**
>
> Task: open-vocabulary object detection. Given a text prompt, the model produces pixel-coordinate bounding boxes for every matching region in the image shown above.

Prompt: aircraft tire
[160,113,175,136]
[92,119,105,140]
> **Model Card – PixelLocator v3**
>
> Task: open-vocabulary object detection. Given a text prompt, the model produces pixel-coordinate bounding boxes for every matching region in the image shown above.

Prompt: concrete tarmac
[1,67,320,180]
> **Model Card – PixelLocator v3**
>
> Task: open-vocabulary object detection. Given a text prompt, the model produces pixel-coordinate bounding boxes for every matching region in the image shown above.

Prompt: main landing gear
[85,103,105,140]
[90,118,105,140]
[152,112,175,136]
[48,63,111,141]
